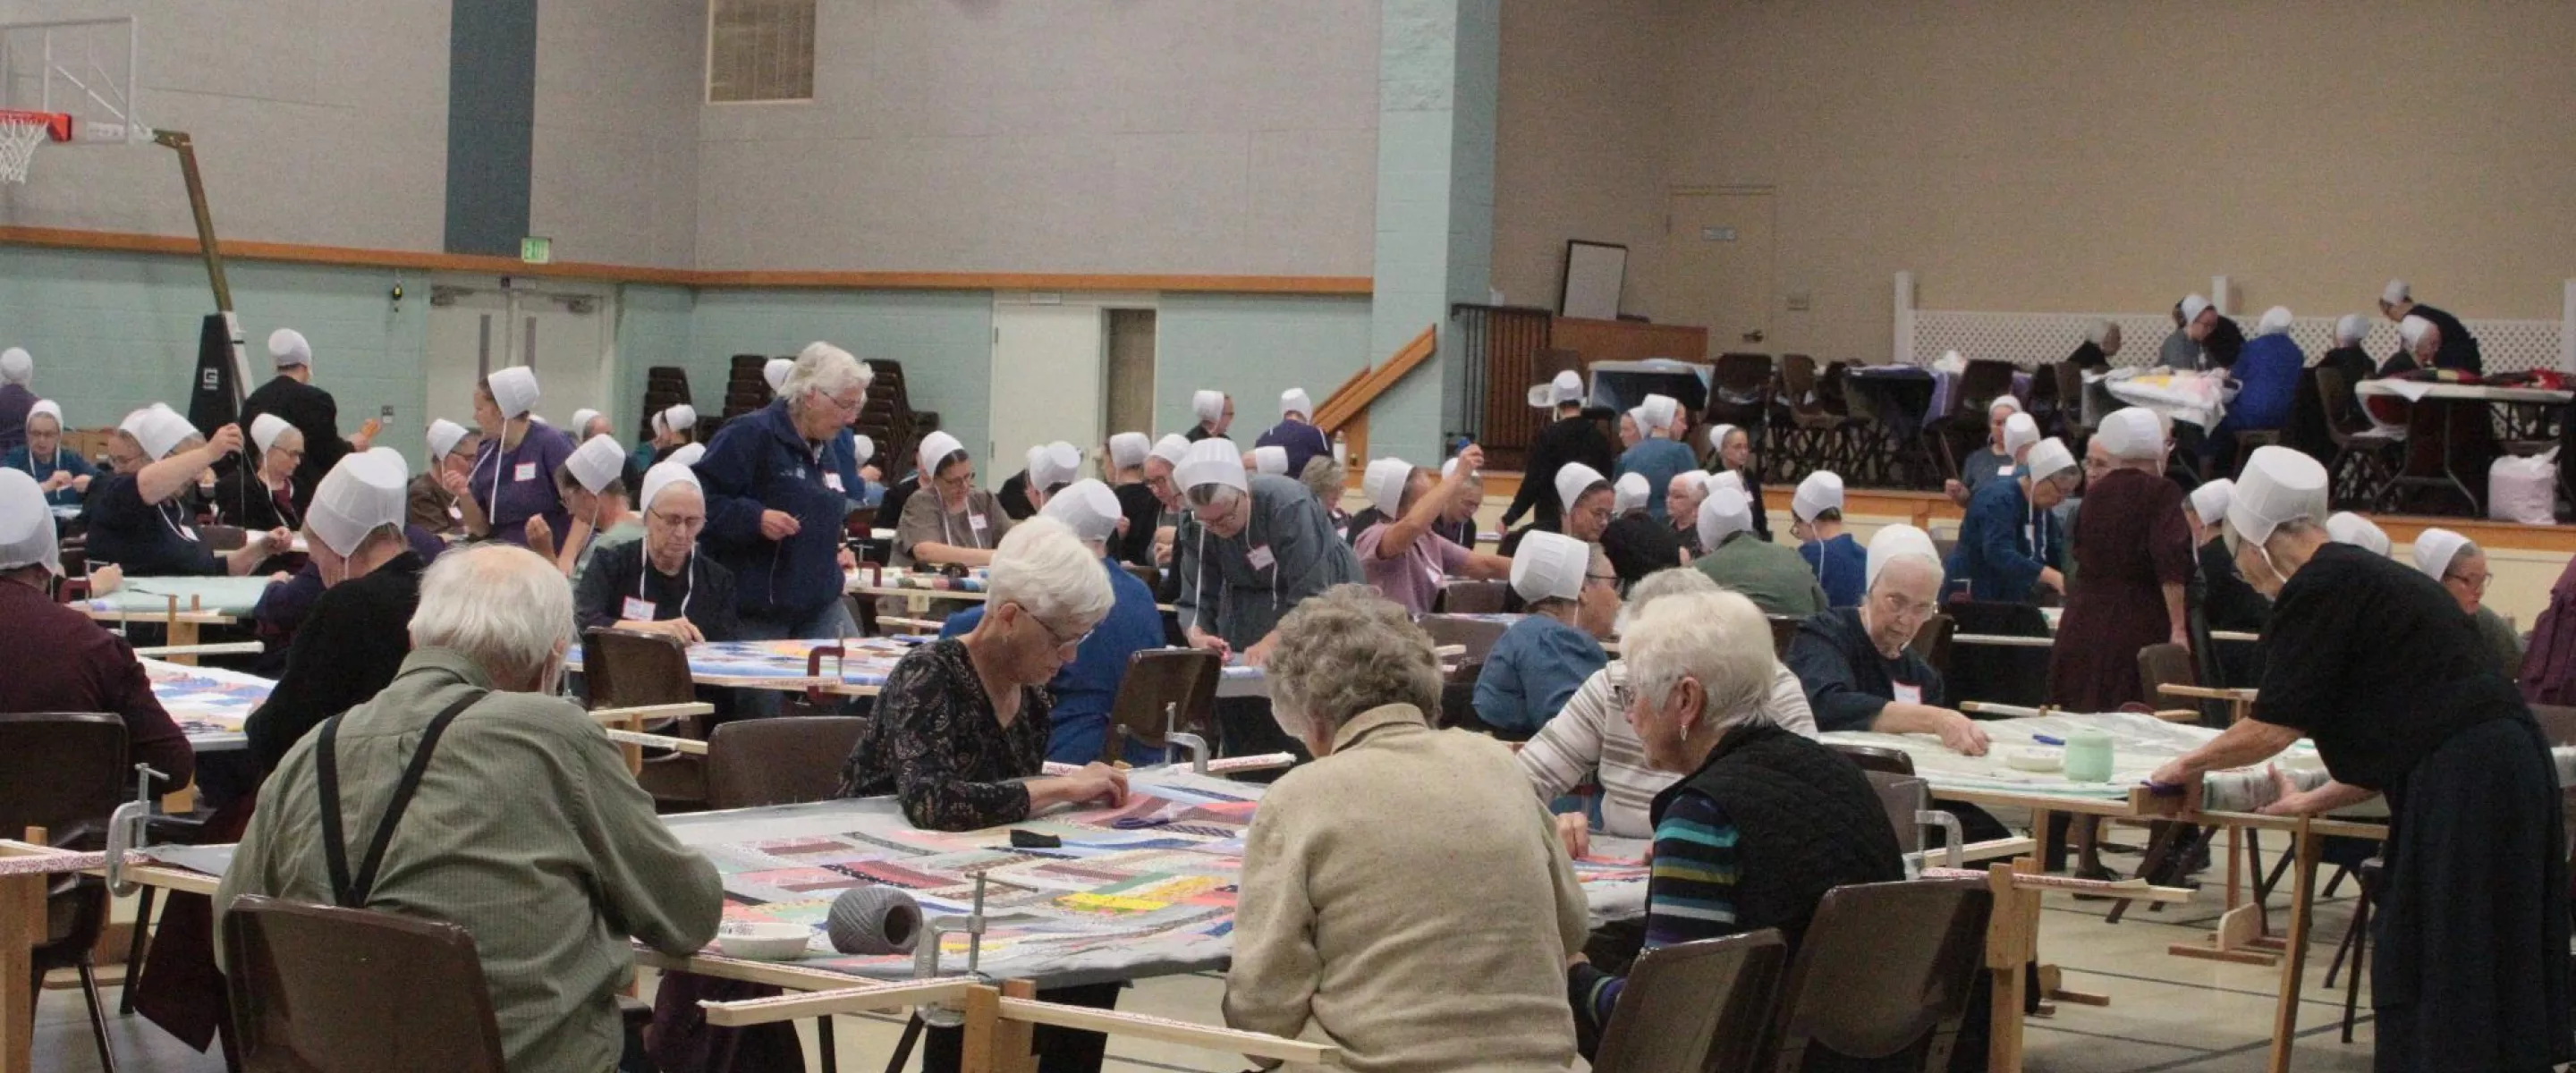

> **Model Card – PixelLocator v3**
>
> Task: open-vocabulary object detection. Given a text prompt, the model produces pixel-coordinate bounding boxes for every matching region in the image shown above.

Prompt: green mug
[2063,729,2115,783]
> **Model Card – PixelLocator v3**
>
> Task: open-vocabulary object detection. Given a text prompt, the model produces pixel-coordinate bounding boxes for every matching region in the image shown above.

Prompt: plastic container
[2062,729,2115,783]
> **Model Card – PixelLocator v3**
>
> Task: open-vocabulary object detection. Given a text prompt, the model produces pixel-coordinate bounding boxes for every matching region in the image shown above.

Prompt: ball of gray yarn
[827,884,922,955]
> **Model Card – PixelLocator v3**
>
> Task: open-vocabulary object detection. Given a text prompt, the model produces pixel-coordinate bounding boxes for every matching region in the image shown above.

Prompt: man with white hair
[212,414,307,532]
[698,342,869,641]
[1184,388,1233,442]
[2050,408,2193,712]
[1693,486,1826,616]
[1503,369,1618,536]
[0,345,33,454]
[1790,470,1867,607]
[89,408,287,578]
[242,449,429,772]
[217,544,724,1073]
[1945,397,2032,507]
[1614,393,1697,522]
[2202,307,2304,477]
[1255,387,1332,483]
[2412,528,2523,680]
[1568,587,1902,1058]
[1946,436,2076,602]
[1786,524,1991,755]
[2377,280,2481,374]
[1353,448,1511,615]
[241,327,372,513]
[2066,319,2122,372]
[573,461,738,645]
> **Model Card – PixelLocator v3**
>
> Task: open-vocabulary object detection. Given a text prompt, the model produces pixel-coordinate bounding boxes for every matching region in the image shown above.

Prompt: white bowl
[2002,747,2063,773]
[716,922,815,961]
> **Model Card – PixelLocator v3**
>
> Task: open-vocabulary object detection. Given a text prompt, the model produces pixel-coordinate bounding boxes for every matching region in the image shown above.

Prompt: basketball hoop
[0,109,70,183]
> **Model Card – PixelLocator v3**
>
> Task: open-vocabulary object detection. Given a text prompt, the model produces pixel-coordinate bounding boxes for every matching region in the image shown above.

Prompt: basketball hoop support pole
[148,130,231,315]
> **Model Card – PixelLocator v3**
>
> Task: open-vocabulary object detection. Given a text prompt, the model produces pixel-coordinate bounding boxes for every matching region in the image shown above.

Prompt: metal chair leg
[118,884,156,1015]
[818,1017,836,1070]
[2341,888,2372,1043]
[79,960,119,1071]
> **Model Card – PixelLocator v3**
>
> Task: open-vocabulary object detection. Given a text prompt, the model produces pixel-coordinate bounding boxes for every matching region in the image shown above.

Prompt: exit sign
[521,236,553,264]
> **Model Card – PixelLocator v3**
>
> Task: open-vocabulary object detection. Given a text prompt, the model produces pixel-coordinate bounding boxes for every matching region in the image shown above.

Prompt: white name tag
[1893,683,1922,705]
[622,596,657,622]
[513,461,537,482]
[824,472,845,493]
[1997,464,2016,477]
[448,504,463,520]
[1247,545,1275,570]
[968,513,988,533]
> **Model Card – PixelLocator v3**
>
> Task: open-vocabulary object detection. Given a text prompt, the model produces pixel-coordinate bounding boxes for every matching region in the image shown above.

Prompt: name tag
[1893,683,1922,705]
[448,504,463,520]
[621,596,657,621]
[968,513,988,533]
[1247,545,1275,570]
[513,461,537,482]
[824,472,845,493]
[1997,464,2016,477]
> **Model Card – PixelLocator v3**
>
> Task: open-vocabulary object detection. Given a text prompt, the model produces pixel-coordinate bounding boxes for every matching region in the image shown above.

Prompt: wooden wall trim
[0,224,1377,295]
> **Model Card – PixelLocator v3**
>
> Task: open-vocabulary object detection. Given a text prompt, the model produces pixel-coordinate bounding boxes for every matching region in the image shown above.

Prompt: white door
[987,303,1105,489]
[424,278,618,444]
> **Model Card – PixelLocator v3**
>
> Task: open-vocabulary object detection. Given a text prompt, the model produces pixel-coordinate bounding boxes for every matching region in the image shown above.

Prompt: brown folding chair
[704,716,871,809]
[1432,579,1510,614]
[1103,648,1222,762]
[1766,879,1995,1071]
[582,628,708,808]
[1828,742,1916,777]
[1417,614,1512,663]
[1863,771,1932,857]
[2135,642,2209,724]
[1589,930,1789,1073]
[224,895,508,1073]
[0,712,125,1070]
[1767,615,1802,657]
[1908,613,1955,676]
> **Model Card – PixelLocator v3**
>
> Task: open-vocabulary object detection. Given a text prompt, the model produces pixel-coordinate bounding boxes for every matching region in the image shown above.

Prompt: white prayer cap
[27,400,59,427]
[1192,390,1226,425]
[1175,437,1249,494]
[2382,279,2411,306]
[659,403,698,435]
[0,347,29,384]
[1639,393,1679,434]
[570,409,601,435]
[763,358,794,393]
[1028,441,1081,489]
[1792,470,1844,522]
[1987,395,2023,418]
[2085,319,2114,346]
[1672,469,1707,494]
[1710,469,1746,495]
[2001,412,2040,456]
[2410,528,2471,582]
[1613,472,1649,515]
[1866,523,1941,590]
[1442,456,1476,480]
[267,328,311,369]
[1510,530,1590,604]
[640,460,700,514]
[118,405,159,440]
[1148,434,1191,468]
[2399,315,2435,350]
[1280,388,1313,420]
[1106,432,1151,469]
[1527,383,1557,409]
[1253,445,1292,476]
[135,408,199,460]
[2025,437,2077,481]
[1362,457,1413,517]
[1555,462,1608,512]
[2256,307,2293,336]
[250,413,295,455]
[306,448,408,556]
[566,435,625,494]
[1708,424,1739,452]
[1551,369,1584,406]
[666,443,706,468]
[917,430,966,477]
[2326,511,2391,556]
[2188,478,2233,527]
[486,366,539,418]
[2228,446,2330,551]
[2181,294,2212,323]
[0,469,59,574]
[2096,407,2165,461]
[851,435,874,463]
[2334,314,2370,345]
[1698,486,1755,551]
[1039,478,1123,545]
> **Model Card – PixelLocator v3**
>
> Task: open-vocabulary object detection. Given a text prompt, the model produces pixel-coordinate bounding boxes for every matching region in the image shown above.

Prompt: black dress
[1110,481,1161,567]
[1501,412,1618,533]
[2250,545,2569,1071]
[240,374,350,514]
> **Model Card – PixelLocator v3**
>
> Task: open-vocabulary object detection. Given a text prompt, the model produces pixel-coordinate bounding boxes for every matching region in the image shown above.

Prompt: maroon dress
[2047,469,2194,711]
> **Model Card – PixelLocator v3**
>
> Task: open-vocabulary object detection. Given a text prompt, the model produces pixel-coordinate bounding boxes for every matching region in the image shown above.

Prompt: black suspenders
[315,687,486,908]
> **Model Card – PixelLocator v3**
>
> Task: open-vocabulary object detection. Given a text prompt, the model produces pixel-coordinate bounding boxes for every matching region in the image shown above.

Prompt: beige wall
[1499,1,2576,363]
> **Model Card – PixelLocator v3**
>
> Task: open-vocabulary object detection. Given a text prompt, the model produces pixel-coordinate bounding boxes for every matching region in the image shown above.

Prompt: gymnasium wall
[530,0,703,269]
[1496,0,2576,364]
[1154,293,1375,437]
[682,289,995,464]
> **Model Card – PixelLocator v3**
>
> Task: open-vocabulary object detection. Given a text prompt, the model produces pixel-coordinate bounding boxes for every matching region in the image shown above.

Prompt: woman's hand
[1184,627,1232,662]
[2255,765,2310,816]
[1065,763,1129,807]
[837,546,859,571]
[1242,634,1279,668]
[69,474,89,494]
[1936,712,1991,756]
[1554,812,1591,860]
[2146,756,2196,792]
[439,468,470,499]
[759,509,801,541]
[525,516,555,560]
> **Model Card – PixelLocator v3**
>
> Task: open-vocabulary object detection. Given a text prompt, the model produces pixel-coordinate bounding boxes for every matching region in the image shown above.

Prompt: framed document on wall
[1558,240,1628,321]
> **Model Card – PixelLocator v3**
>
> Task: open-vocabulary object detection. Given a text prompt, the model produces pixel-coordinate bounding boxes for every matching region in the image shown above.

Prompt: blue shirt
[83,472,222,576]
[2225,334,2303,432]
[1472,613,1607,737]
[697,401,860,620]
[467,422,577,547]
[1253,420,1331,483]
[1945,476,2063,603]
[1798,533,1868,608]
[938,555,1166,766]
[1615,438,1699,523]
[2,444,96,509]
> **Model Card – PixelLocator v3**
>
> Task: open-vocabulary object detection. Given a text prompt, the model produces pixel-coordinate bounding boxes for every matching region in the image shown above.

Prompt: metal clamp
[1165,732,1210,775]
[911,874,988,1027]
[1917,810,1965,871]
[103,763,165,896]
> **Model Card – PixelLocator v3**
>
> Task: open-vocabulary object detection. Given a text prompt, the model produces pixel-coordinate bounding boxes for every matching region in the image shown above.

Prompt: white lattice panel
[1908,310,2566,374]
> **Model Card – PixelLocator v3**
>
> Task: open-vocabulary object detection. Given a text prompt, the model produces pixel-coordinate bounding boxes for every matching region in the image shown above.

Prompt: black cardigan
[244,551,425,772]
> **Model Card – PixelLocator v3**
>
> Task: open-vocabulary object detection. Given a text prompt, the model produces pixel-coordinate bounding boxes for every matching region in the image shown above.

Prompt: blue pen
[2031,734,2065,747]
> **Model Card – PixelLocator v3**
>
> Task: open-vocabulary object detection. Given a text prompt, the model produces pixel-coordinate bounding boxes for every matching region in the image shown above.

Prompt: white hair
[1623,589,1777,738]
[1184,482,1243,511]
[781,343,873,410]
[408,544,575,688]
[1267,585,1444,735]
[987,516,1114,629]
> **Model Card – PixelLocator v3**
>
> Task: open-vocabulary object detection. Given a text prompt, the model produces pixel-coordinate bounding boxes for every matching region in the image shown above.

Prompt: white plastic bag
[2488,447,2558,525]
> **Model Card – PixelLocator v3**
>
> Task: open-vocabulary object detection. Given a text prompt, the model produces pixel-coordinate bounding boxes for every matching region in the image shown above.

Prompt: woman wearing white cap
[1790,471,1866,607]
[241,448,428,773]
[532,434,640,585]
[1183,389,1234,443]
[88,409,285,579]
[408,419,481,537]
[449,366,578,547]
[2182,479,2270,696]
[568,409,610,444]
[1786,524,1990,754]
[1473,530,1618,738]
[2065,319,2122,372]
[0,346,33,455]
[1169,437,1361,671]
[240,327,375,515]
[2176,293,2243,371]
[1502,369,1618,536]
[1102,431,1163,567]
[2377,280,2481,374]
[1598,471,1684,589]
[697,344,870,644]
[1662,470,1707,556]
[1140,434,1193,576]
[573,461,737,646]
[3,400,96,509]
[1692,486,1826,617]
[1704,423,1772,540]
[2200,307,2304,478]
[897,431,1015,570]
[2048,408,2193,712]
[212,414,307,532]
[1352,448,1510,616]
[2149,447,2568,1070]
[1251,387,1330,485]
[1945,400,2032,508]
[1613,393,1696,523]
[2410,528,2522,681]
[1945,435,2076,602]
[628,402,698,486]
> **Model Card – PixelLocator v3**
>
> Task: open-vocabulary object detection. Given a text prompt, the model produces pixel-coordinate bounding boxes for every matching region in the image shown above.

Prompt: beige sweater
[1225,704,1589,1073]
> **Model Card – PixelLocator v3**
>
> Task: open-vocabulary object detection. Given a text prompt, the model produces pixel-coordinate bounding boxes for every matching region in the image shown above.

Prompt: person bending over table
[1183,387,1233,443]
[2148,447,2569,1073]
[1945,435,2075,603]
[1790,470,1867,608]
[2379,279,2482,375]
[1474,532,1618,739]
[574,462,738,645]
[1789,524,1990,755]
[2049,408,2192,712]
[1253,386,1331,487]
[1228,584,1589,1073]
[448,366,574,548]
[697,343,868,641]
[4,399,95,509]
[1694,486,1826,616]
[219,545,722,1073]
[529,433,639,584]
[2411,528,2523,682]
[837,518,1130,1073]
[1103,431,1163,568]
[243,449,427,773]
[1566,587,1903,1060]
[210,415,305,533]
[936,480,1164,766]
[87,406,287,579]
[1353,446,1510,615]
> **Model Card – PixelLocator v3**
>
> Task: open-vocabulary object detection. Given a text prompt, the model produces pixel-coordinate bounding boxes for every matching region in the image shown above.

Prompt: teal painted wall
[612,283,697,440]
[1153,293,1376,444]
[684,290,996,470]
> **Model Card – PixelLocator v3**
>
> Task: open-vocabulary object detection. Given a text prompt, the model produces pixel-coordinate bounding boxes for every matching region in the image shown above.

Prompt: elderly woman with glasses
[698,342,869,641]
[2412,528,2523,682]
[2,400,96,509]
[1228,585,1590,1073]
[1787,524,1991,756]
[574,462,736,644]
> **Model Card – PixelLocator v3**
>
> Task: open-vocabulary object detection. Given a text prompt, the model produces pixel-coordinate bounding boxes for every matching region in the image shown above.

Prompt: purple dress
[466,422,575,546]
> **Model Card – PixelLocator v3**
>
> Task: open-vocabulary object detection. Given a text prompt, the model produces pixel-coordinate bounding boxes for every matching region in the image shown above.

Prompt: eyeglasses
[1013,603,1092,654]
[1584,571,1619,588]
[819,390,865,416]
[647,508,707,534]
[1871,589,1938,623]
[2445,571,2493,593]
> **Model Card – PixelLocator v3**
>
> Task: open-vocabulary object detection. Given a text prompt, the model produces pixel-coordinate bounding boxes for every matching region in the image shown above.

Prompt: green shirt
[1694,533,1830,618]
[571,517,648,593]
[216,649,724,1073]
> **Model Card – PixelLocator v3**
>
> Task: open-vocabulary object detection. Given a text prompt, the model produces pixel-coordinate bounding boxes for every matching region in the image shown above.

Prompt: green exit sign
[521,236,552,264]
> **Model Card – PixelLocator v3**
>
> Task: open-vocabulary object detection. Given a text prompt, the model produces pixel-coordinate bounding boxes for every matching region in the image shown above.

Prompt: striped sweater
[1516,663,1817,838]
[1569,792,1741,1032]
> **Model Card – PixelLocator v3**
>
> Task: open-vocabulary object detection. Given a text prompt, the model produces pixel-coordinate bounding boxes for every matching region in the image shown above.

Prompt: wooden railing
[1453,304,1558,470]
[1310,324,1438,461]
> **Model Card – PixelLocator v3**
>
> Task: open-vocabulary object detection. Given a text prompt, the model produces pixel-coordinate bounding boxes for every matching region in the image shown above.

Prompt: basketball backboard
[0,15,146,145]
